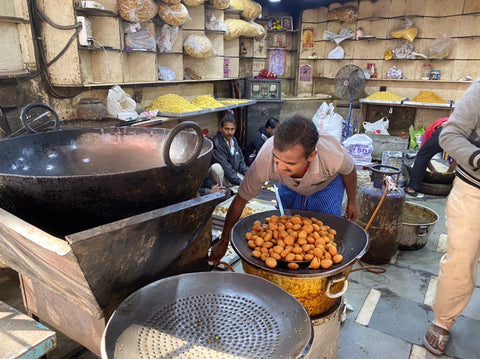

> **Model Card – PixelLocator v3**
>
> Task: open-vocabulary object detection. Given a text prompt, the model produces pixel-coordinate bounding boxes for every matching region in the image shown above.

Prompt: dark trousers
[408,127,443,191]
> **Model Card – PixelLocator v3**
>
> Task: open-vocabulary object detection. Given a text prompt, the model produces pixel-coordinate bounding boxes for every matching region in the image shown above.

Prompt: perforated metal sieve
[101,272,313,359]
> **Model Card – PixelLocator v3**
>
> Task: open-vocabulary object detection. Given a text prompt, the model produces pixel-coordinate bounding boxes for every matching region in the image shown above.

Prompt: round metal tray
[101,272,313,359]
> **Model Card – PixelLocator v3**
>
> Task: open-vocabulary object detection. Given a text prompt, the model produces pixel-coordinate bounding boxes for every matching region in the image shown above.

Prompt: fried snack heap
[245,214,343,270]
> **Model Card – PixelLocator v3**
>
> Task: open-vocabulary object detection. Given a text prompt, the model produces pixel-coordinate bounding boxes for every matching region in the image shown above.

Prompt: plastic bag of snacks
[224,19,261,40]
[118,0,158,23]
[429,33,452,59]
[183,34,216,58]
[182,0,204,6]
[158,66,176,81]
[158,2,190,26]
[125,29,156,51]
[208,0,230,9]
[229,0,261,21]
[205,11,227,31]
[363,117,390,135]
[391,17,418,43]
[157,24,179,53]
[106,85,137,118]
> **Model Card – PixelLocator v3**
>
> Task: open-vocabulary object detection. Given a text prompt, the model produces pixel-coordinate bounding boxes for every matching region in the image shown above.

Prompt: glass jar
[421,64,431,80]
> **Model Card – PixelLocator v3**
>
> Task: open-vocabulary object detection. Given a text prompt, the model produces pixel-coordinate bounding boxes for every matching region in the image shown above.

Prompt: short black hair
[220,111,236,127]
[265,117,280,129]
[273,114,318,158]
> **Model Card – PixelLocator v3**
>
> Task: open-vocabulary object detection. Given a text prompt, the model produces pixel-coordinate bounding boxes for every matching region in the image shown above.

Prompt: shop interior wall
[296,0,480,130]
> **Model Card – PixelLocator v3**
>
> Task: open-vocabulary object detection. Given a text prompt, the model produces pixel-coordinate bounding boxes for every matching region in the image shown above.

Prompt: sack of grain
[229,0,261,21]
[183,34,216,58]
[158,2,190,26]
[118,0,158,23]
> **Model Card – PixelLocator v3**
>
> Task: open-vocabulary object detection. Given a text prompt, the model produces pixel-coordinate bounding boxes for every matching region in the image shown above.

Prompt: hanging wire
[27,0,88,99]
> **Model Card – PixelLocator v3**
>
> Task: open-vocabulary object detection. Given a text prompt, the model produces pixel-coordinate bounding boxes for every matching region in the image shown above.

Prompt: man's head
[265,117,280,137]
[273,114,318,177]
[220,112,236,141]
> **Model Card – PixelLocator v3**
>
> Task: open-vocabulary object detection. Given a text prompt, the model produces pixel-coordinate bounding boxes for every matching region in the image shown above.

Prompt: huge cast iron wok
[0,121,212,237]
[231,209,369,316]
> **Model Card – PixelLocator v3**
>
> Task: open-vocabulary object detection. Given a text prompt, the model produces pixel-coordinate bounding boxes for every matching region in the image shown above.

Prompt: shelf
[75,7,118,17]
[0,15,29,24]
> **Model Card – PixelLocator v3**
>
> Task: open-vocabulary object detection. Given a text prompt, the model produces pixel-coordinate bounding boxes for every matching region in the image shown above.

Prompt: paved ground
[1,193,478,358]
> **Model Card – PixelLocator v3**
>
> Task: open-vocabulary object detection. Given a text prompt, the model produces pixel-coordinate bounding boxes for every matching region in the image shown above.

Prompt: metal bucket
[399,202,439,250]
[305,299,344,359]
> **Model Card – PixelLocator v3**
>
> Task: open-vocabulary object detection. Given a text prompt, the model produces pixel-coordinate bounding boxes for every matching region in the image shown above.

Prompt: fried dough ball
[245,214,343,270]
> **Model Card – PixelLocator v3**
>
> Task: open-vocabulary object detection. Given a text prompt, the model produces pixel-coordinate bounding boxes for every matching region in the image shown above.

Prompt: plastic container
[421,64,431,80]
[430,69,441,80]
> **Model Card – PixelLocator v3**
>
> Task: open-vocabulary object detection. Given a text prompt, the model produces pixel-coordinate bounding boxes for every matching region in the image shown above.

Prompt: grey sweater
[439,79,480,187]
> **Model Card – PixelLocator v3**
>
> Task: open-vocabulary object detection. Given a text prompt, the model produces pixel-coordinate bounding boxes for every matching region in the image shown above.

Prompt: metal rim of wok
[0,125,213,178]
[101,272,313,359]
[162,121,204,170]
[231,209,369,278]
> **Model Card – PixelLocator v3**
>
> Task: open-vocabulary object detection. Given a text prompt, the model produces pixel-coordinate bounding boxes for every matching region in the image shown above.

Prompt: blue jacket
[244,127,269,166]
[211,132,249,185]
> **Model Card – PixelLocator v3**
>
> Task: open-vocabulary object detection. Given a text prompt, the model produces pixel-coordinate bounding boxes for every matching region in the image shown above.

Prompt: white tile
[424,276,438,307]
[437,233,448,253]
[356,288,381,326]
[410,344,427,359]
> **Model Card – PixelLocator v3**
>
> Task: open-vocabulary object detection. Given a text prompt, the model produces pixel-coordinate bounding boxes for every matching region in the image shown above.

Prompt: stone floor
[1,193,479,358]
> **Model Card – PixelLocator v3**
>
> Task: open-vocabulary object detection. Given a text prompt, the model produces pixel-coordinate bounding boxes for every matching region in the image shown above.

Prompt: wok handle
[325,275,349,299]
[163,121,204,170]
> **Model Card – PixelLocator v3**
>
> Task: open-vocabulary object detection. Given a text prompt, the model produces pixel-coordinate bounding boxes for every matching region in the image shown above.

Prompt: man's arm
[342,168,359,221]
[209,194,248,262]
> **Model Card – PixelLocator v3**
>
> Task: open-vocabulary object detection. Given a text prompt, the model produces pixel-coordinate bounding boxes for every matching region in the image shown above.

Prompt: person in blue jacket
[209,112,249,187]
[244,117,280,166]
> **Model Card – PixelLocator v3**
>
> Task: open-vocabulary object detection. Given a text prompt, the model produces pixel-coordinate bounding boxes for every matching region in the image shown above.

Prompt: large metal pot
[231,209,369,317]
[399,201,439,250]
[0,122,212,237]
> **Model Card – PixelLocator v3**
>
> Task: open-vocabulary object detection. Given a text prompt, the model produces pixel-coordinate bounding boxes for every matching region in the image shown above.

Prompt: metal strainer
[101,272,312,359]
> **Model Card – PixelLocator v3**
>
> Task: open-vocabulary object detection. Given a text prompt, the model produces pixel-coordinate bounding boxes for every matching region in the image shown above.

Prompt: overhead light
[269,0,281,2]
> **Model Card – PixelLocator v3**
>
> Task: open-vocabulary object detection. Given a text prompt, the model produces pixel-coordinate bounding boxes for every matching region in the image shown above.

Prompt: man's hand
[209,238,229,263]
[345,201,359,221]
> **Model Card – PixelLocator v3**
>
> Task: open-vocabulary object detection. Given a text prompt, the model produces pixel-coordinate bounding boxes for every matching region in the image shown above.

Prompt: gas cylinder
[357,165,405,264]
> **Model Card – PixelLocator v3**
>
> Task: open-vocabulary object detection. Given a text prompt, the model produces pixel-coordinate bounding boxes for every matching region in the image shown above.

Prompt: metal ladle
[273,184,285,216]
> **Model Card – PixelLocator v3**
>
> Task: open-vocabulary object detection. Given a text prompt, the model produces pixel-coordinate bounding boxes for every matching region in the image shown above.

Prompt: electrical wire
[28,0,87,99]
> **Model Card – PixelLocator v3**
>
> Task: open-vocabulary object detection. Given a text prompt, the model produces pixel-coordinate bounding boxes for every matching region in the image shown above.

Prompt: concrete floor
[1,193,479,358]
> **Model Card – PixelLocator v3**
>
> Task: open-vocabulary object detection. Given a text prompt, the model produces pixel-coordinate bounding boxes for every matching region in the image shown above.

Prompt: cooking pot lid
[231,209,369,277]
[101,272,312,359]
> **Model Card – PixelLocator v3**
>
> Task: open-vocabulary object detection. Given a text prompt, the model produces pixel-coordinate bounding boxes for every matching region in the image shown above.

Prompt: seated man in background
[405,117,456,196]
[209,111,249,187]
[244,117,280,166]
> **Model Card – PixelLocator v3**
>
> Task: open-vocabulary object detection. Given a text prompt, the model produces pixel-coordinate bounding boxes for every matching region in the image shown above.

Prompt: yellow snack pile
[410,91,447,104]
[146,94,202,112]
[365,91,403,101]
[191,95,225,108]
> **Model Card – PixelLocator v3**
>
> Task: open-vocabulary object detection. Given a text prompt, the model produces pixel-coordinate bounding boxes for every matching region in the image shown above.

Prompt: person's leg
[208,163,225,186]
[425,178,480,353]
[408,128,443,193]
